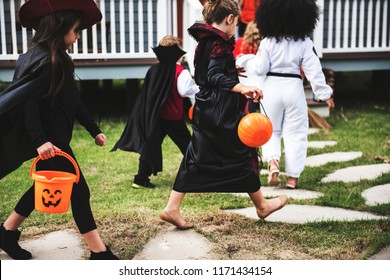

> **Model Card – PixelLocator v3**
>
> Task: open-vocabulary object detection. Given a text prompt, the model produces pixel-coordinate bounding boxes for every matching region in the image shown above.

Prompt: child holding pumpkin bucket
[237,0,335,189]
[0,0,118,260]
[159,0,288,230]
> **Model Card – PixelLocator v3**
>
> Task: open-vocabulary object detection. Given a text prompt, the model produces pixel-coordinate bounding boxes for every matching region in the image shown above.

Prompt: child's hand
[236,65,247,78]
[243,86,263,103]
[326,97,335,110]
[95,133,106,146]
[37,142,61,160]
[233,84,263,102]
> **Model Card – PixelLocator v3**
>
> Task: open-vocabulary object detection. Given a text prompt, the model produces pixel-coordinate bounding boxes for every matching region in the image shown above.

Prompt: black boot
[89,246,119,260]
[0,223,32,260]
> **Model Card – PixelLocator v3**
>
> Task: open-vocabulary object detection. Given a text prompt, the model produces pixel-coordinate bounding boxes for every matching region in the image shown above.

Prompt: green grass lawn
[1,103,389,259]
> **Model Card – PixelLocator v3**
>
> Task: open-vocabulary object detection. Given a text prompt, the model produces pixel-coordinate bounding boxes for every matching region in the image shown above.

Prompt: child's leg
[166,120,191,155]
[282,95,308,180]
[1,211,32,259]
[260,85,283,167]
[1,185,34,260]
[3,210,26,231]
[160,190,193,230]
[82,229,106,252]
[248,191,288,219]
[133,159,154,188]
[69,170,118,259]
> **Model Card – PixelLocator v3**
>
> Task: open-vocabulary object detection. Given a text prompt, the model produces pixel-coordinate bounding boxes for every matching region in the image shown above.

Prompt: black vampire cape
[0,47,51,179]
[111,45,186,175]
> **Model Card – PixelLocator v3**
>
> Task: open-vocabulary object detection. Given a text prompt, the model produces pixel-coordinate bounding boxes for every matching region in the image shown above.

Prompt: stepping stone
[305,151,363,167]
[368,245,390,260]
[234,187,323,200]
[225,205,387,224]
[307,141,337,149]
[132,229,214,260]
[0,229,85,260]
[308,128,320,135]
[362,183,390,206]
[321,163,390,183]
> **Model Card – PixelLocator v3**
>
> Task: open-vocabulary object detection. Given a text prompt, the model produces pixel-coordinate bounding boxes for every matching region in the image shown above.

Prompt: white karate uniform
[237,37,332,178]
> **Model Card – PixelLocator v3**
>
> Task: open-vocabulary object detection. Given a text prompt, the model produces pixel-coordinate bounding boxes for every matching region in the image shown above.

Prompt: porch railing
[0,0,200,61]
[314,0,389,57]
[0,0,388,66]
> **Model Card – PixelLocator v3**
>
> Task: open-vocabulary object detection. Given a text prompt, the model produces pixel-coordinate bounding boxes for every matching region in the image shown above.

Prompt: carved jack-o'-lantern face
[41,188,62,207]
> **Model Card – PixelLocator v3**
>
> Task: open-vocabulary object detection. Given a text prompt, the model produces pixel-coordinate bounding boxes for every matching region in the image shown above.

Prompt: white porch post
[157,0,170,42]
[182,0,203,74]
[313,0,324,58]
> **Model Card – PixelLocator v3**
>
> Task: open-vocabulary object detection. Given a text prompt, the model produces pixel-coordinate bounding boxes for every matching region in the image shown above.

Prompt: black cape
[0,47,51,179]
[111,45,186,174]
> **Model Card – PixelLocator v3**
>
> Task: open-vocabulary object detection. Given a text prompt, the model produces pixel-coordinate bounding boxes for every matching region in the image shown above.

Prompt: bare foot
[159,209,193,230]
[256,195,288,219]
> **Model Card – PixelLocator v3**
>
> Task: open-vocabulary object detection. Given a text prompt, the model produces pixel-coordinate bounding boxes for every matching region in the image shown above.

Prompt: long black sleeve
[207,57,239,91]
[24,97,48,149]
[76,102,101,138]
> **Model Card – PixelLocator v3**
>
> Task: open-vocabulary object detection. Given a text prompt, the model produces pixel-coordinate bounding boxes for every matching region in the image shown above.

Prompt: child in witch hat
[0,0,118,260]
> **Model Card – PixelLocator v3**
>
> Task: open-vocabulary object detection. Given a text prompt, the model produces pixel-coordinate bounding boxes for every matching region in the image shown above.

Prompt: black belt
[267,72,302,79]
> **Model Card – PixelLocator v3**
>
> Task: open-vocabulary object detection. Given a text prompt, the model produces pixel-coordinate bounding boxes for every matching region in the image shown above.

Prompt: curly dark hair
[256,0,319,41]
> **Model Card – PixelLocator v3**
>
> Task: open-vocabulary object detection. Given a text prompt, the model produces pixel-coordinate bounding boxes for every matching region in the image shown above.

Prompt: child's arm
[177,69,199,98]
[76,102,105,145]
[236,40,270,76]
[24,98,60,159]
[208,57,262,102]
[301,39,334,108]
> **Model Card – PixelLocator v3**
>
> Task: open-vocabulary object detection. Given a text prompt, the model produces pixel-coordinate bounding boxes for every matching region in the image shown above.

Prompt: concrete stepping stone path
[369,245,390,260]
[307,141,337,149]
[132,228,214,260]
[234,187,323,200]
[361,183,390,206]
[225,205,387,224]
[305,151,363,167]
[321,163,390,183]
[0,229,84,260]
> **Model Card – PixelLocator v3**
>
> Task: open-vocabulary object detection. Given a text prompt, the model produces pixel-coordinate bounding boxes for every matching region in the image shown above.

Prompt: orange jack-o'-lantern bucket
[238,112,273,147]
[30,150,80,214]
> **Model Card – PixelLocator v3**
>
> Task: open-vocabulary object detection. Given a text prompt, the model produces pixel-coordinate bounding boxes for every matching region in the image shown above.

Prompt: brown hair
[159,35,183,47]
[31,10,81,99]
[203,0,240,24]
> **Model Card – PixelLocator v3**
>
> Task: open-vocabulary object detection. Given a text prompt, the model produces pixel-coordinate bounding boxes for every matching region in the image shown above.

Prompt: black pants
[14,147,97,234]
[134,119,191,183]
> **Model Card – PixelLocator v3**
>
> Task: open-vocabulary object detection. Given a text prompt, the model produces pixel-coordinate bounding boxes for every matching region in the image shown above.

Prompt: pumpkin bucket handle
[30,150,80,183]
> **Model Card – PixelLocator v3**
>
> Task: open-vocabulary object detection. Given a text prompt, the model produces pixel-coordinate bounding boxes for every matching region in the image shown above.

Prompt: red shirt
[240,0,260,24]
[233,38,244,57]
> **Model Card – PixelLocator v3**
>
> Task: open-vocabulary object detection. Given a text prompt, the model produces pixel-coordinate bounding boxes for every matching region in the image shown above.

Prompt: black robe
[111,45,186,175]
[172,23,260,193]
